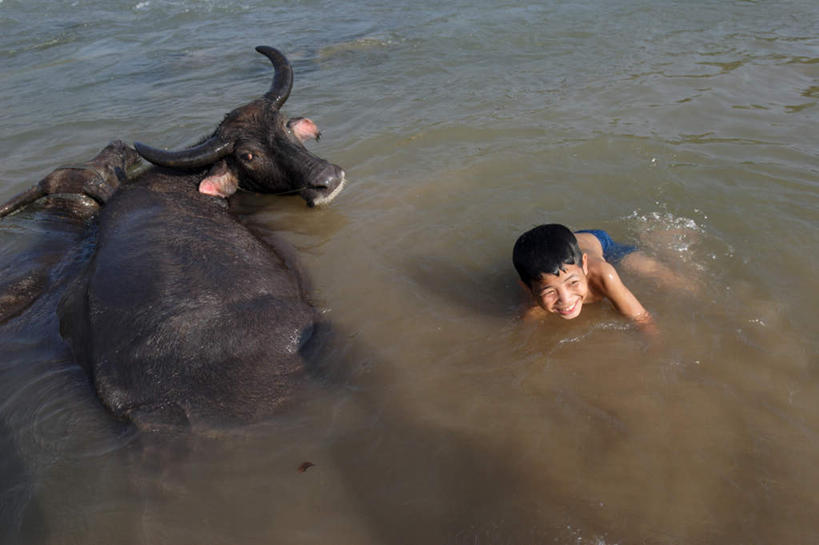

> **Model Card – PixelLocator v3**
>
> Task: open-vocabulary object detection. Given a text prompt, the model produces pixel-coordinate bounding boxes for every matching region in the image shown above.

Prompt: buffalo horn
[255,45,293,109]
[133,138,234,169]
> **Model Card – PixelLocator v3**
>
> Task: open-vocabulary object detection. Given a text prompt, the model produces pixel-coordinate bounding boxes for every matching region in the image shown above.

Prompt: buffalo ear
[199,161,238,198]
[287,117,321,142]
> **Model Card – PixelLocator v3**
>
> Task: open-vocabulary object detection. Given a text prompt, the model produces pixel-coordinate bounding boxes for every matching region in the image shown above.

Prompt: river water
[1,0,818,543]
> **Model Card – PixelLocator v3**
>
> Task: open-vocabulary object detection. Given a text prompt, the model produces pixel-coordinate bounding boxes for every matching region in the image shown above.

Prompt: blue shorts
[575,229,637,265]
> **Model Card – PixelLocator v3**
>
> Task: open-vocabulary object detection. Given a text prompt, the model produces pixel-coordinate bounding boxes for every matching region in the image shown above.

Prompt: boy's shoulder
[584,251,612,271]
[585,256,624,296]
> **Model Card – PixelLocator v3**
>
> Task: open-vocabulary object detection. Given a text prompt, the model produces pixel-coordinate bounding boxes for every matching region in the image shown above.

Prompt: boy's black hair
[512,224,583,287]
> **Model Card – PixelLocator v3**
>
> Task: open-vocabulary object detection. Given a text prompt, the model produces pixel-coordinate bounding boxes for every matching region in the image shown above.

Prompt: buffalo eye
[241,152,254,162]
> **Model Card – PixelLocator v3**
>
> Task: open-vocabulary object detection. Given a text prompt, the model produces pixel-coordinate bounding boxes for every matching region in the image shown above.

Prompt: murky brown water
[1,0,818,543]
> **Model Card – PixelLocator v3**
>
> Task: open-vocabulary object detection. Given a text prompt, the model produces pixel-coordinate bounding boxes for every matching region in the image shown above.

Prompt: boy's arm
[598,263,656,332]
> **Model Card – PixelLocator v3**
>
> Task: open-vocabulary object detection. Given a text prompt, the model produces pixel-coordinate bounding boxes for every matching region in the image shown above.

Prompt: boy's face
[529,254,589,320]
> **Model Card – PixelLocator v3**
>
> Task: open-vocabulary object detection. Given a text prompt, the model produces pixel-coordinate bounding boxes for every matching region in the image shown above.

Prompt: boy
[513,224,667,330]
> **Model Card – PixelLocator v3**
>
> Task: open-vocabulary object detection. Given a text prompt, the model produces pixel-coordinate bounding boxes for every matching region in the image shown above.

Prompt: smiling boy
[512,223,655,329]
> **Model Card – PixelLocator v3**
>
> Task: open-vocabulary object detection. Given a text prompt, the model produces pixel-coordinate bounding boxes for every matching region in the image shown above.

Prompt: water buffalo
[2,46,345,431]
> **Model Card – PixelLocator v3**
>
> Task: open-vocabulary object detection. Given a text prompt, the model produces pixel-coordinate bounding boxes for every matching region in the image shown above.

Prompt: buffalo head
[134,46,345,207]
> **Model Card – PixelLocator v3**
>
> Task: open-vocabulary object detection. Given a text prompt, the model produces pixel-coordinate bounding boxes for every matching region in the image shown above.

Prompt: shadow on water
[314,330,616,545]
[405,253,520,319]
[0,198,137,545]
[0,418,48,545]
[0,199,97,325]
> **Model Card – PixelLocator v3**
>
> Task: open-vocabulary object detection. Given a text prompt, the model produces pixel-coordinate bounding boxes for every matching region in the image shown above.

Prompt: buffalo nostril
[328,165,345,185]
[311,164,344,189]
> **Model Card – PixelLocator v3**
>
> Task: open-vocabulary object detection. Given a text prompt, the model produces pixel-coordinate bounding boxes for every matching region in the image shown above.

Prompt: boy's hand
[634,310,659,336]
[521,304,547,322]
